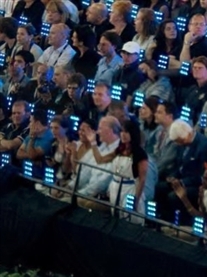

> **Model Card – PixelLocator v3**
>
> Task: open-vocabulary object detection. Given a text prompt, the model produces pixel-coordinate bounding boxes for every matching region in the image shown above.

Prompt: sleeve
[17,127,29,142]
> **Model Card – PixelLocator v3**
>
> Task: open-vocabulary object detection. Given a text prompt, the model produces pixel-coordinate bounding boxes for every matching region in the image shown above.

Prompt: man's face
[200,0,207,9]
[48,25,64,46]
[92,86,110,109]
[37,65,49,84]
[121,51,138,65]
[9,55,26,76]
[192,62,207,80]
[11,104,27,126]
[98,36,115,57]
[98,119,112,142]
[155,104,168,125]
[86,5,99,24]
[53,68,67,88]
[189,15,206,37]
[67,82,81,100]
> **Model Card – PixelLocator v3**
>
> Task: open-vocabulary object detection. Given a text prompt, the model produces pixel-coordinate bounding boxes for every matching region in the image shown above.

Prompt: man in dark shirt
[0,100,30,166]
[86,2,113,44]
[180,14,207,62]
[112,41,146,104]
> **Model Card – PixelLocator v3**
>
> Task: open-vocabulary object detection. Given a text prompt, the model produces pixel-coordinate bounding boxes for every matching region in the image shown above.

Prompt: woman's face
[120,130,131,143]
[164,22,177,40]
[78,122,91,143]
[50,122,66,138]
[46,8,62,24]
[72,31,80,48]
[200,0,207,9]
[134,11,144,34]
[139,104,153,120]
[109,8,122,25]
[16,28,32,45]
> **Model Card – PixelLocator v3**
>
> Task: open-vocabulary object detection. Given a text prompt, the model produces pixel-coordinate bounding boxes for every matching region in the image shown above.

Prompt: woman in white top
[133,8,158,52]
[14,24,43,62]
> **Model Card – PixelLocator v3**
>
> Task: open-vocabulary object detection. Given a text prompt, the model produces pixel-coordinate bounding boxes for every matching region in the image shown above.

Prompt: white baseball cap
[121,41,140,54]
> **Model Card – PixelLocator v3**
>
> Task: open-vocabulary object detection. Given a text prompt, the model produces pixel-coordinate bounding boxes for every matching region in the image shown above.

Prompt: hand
[184,32,198,44]
[85,127,96,143]
[29,124,38,138]
[168,55,181,69]
[65,141,77,155]
[168,178,187,199]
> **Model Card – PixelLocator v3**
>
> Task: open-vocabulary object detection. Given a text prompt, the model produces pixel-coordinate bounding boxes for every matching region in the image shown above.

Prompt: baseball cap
[121,41,140,55]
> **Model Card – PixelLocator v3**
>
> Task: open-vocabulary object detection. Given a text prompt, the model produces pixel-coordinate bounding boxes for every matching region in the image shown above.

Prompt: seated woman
[109,0,136,44]
[86,120,148,224]
[70,25,101,79]
[46,115,72,195]
[139,97,160,156]
[12,0,45,34]
[14,24,43,63]
[137,59,174,101]
[146,19,182,68]
[50,119,97,199]
[133,8,158,52]
[45,0,77,30]
[142,0,170,19]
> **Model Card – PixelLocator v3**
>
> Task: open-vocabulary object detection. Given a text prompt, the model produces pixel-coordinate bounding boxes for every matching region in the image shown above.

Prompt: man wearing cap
[112,41,146,105]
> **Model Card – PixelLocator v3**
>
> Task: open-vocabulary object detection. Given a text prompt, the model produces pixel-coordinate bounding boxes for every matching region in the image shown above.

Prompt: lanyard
[47,44,68,66]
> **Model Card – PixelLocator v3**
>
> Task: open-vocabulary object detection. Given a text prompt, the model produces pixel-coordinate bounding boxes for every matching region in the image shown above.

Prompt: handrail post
[114,177,123,218]
[71,163,82,207]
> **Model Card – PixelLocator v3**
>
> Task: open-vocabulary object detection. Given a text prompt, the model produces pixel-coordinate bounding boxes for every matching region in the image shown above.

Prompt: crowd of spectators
[1,0,207,226]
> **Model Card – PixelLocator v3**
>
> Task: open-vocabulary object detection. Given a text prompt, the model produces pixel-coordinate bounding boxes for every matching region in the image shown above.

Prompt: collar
[51,42,68,53]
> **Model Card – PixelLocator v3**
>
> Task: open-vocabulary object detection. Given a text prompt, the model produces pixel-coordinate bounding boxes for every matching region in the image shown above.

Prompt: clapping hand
[85,127,96,144]
[65,141,77,156]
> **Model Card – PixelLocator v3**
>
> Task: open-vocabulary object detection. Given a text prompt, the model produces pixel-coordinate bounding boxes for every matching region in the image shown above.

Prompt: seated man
[38,23,76,67]
[94,31,123,85]
[155,119,207,224]
[16,109,53,178]
[89,82,112,124]
[180,56,207,124]
[1,50,34,102]
[180,14,207,62]
[0,100,30,166]
[112,41,146,104]
[76,116,121,208]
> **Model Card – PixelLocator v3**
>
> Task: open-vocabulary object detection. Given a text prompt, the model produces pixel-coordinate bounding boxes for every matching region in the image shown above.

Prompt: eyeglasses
[190,22,206,27]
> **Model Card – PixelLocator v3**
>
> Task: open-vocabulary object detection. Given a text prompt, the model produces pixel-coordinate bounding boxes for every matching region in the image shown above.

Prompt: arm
[0,137,22,151]
[170,178,203,216]
[16,143,29,160]
[16,137,44,160]
[135,160,148,202]
[179,32,198,62]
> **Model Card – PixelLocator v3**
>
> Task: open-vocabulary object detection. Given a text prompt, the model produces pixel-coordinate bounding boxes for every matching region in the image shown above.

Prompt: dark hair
[13,100,30,113]
[67,73,87,91]
[0,17,18,39]
[73,25,96,49]
[143,96,159,130]
[117,120,143,178]
[154,19,181,54]
[94,82,111,96]
[32,109,48,126]
[137,8,158,41]
[0,93,8,117]
[82,118,97,130]
[101,31,122,50]
[50,115,70,129]
[159,100,178,119]
[192,56,207,68]
[18,23,36,36]
[15,50,35,64]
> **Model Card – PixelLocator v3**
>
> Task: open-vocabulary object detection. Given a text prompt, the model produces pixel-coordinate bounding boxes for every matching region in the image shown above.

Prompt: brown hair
[46,0,70,23]
[112,1,132,24]
[192,56,207,68]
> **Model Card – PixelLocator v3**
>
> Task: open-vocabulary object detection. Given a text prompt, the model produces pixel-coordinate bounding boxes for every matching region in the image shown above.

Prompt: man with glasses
[180,14,207,62]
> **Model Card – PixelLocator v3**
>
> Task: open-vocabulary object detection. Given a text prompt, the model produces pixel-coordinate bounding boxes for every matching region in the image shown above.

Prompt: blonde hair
[46,0,70,23]
[112,0,132,24]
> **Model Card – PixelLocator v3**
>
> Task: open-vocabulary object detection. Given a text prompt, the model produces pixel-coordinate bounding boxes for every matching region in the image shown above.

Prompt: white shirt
[12,43,43,62]
[0,0,20,17]
[78,139,120,196]
[38,42,76,67]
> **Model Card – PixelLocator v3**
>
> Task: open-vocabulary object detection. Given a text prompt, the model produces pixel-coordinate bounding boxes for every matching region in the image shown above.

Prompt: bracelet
[91,141,97,146]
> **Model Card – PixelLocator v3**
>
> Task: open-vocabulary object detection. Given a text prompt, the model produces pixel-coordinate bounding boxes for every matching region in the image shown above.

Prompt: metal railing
[2,160,207,242]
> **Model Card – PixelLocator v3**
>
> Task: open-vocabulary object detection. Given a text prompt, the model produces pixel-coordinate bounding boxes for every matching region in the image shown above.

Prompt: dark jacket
[112,59,146,101]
